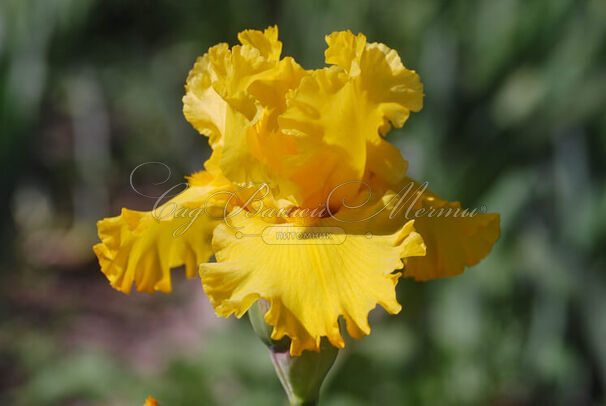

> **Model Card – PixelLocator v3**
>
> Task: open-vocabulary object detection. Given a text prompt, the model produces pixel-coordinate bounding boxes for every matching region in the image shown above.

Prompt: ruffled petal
[93,172,231,294]
[277,31,423,208]
[365,136,409,188]
[325,30,424,132]
[223,57,306,188]
[324,30,366,74]
[278,67,369,208]
[200,195,426,356]
[183,35,272,165]
[385,178,500,280]
[184,27,309,190]
[182,26,281,150]
[182,48,228,148]
[237,25,282,62]
[357,42,424,132]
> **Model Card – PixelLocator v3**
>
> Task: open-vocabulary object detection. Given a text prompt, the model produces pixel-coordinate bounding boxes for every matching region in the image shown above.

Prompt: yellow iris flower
[94,26,500,356]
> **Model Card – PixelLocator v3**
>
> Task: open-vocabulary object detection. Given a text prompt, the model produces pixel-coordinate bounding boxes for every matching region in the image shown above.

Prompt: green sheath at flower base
[248,300,291,352]
[248,301,338,406]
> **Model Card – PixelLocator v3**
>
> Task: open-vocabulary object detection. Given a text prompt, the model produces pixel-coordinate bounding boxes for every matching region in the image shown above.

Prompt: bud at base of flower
[248,300,339,406]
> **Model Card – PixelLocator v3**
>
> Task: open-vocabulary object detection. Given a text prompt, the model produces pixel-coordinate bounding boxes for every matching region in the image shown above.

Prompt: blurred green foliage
[1,0,605,405]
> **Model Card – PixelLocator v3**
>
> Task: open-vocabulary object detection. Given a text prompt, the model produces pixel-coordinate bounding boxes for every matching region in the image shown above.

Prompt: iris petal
[93,172,230,294]
[373,177,501,280]
[200,193,426,356]
[401,179,500,280]
[277,31,423,208]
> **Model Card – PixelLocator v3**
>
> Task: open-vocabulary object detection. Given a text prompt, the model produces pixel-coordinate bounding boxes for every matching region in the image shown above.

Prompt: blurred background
[1,0,606,405]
